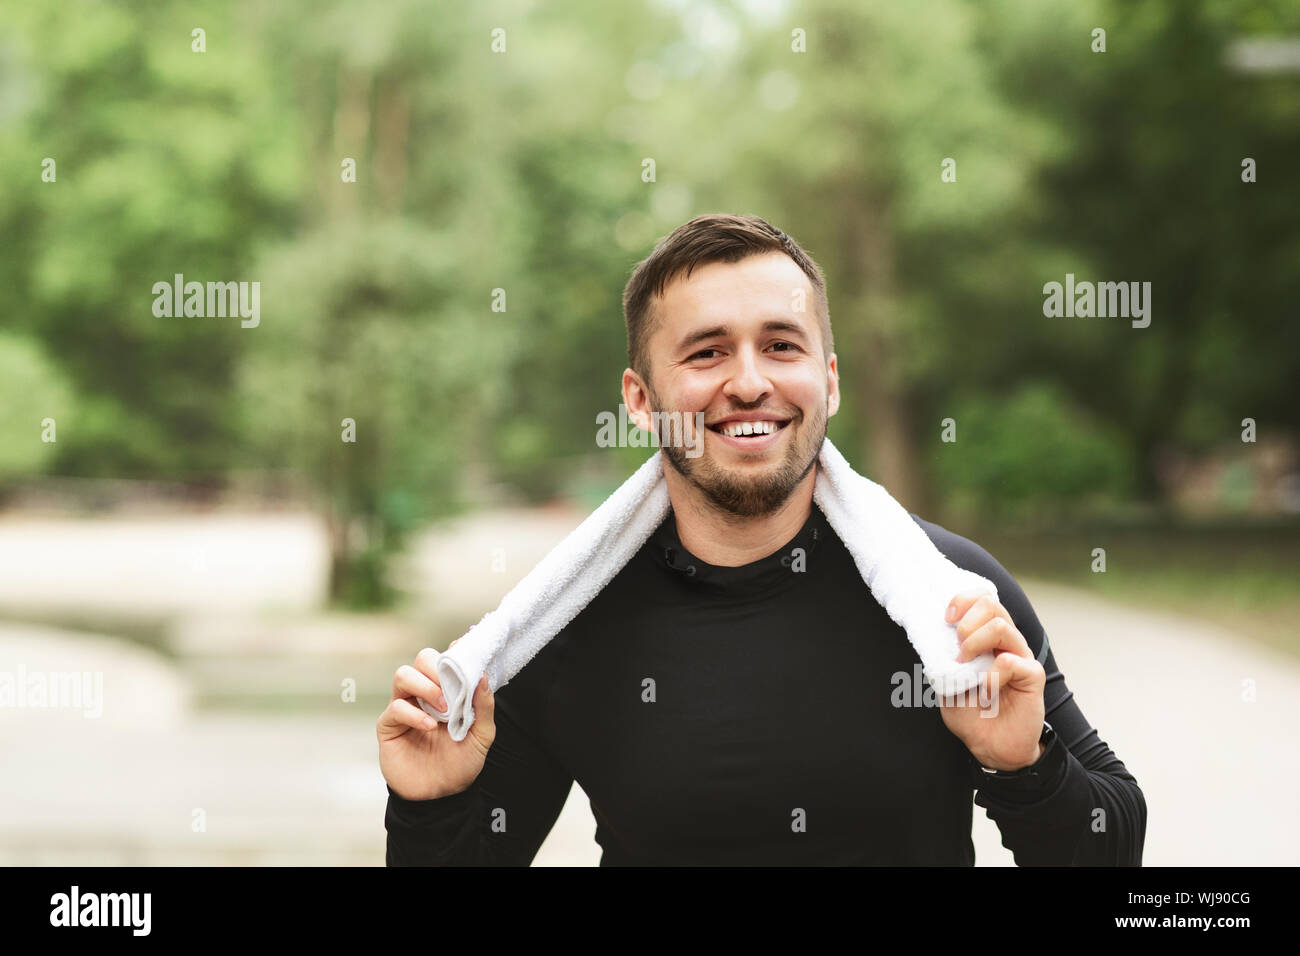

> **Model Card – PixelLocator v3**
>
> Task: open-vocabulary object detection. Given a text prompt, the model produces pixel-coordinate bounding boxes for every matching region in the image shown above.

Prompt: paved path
[0,512,328,620]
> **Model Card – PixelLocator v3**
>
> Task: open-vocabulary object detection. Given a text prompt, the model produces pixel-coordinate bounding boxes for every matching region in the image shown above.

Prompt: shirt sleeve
[384,659,574,866]
[912,515,1149,866]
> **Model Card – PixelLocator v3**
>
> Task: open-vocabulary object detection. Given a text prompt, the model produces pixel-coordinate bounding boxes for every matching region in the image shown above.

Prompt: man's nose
[723,347,772,403]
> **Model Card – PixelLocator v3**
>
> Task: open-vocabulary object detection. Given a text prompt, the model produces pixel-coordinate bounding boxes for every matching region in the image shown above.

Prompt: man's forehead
[654,252,815,331]
[661,252,810,304]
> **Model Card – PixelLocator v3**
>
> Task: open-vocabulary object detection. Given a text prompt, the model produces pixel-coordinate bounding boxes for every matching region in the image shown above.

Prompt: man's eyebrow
[676,319,810,352]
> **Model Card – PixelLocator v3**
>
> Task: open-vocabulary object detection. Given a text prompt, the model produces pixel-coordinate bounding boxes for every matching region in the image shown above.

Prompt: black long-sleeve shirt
[385,504,1146,865]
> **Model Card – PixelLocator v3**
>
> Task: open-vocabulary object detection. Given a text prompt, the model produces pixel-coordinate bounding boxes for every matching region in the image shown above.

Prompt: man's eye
[768,341,798,352]
[689,349,718,360]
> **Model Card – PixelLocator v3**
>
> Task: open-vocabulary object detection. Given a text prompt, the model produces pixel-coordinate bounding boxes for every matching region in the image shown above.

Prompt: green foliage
[236,218,511,602]
[2,0,1296,603]
[1,0,298,478]
[932,382,1135,523]
[0,332,77,478]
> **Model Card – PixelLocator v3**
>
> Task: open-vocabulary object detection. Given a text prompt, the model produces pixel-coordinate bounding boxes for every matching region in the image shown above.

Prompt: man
[378,213,1147,865]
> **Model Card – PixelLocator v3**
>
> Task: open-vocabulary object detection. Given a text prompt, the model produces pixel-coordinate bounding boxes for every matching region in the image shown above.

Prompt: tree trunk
[856,326,925,512]
[374,76,410,213]
[325,504,352,603]
[841,196,929,514]
[331,64,372,220]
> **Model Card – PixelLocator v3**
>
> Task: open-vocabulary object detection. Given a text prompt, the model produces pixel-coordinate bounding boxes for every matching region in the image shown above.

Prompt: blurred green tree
[2,0,1297,604]
[0,332,77,495]
[1,1,298,478]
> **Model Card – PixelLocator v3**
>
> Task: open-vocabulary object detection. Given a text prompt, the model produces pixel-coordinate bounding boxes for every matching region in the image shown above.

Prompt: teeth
[719,420,781,437]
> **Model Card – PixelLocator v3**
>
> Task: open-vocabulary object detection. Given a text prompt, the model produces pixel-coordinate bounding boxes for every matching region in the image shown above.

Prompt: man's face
[625,250,839,518]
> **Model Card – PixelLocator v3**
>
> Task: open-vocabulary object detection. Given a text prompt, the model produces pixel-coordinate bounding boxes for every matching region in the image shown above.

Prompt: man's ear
[826,353,840,418]
[622,368,654,430]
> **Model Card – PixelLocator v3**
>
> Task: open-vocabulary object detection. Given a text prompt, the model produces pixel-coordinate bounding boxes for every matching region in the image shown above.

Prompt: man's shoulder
[906,513,1008,581]
[906,513,1048,657]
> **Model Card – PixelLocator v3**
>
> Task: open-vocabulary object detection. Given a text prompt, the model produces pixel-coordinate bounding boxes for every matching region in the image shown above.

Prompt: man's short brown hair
[621,213,832,384]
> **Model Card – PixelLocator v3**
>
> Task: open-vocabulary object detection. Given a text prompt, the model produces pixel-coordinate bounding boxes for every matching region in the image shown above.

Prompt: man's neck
[662,462,818,568]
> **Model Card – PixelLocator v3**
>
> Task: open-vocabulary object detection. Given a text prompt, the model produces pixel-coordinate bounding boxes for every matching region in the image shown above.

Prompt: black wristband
[969,721,1060,790]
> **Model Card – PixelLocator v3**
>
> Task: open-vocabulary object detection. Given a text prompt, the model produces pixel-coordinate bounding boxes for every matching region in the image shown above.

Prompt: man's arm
[912,515,1148,866]
[967,626,1147,866]
[385,675,574,866]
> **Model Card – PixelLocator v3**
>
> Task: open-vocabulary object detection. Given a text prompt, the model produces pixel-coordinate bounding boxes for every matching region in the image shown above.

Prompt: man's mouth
[706,418,792,439]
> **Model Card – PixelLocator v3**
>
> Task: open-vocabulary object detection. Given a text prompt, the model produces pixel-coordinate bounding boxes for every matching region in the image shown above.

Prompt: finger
[464,675,496,753]
[952,594,1006,639]
[1000,652,1046,693]
[981,653,1042,710]
[393,663,448,712]
[474,674,495,728]
[945,590,992,626]
[412,646,442,681]
[957,614,1031,663]
[379,697,439,737]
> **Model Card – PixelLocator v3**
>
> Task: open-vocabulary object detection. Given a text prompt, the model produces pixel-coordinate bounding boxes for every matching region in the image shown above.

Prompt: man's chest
[543,583,975,851]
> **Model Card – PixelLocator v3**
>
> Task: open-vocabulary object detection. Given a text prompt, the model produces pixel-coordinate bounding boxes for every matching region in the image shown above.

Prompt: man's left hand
[937,590,1047,772]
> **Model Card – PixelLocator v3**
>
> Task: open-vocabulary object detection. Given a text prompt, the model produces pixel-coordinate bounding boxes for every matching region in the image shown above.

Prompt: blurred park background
[1,0,1298,865]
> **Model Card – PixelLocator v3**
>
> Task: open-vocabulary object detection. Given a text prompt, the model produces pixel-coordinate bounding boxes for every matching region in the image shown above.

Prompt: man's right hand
[377,643,496,801]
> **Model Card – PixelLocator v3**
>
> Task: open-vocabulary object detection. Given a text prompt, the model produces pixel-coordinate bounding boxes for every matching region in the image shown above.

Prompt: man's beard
[651,388,827,519]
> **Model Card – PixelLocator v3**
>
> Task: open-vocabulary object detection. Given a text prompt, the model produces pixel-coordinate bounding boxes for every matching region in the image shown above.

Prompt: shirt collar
[650,503,826,593]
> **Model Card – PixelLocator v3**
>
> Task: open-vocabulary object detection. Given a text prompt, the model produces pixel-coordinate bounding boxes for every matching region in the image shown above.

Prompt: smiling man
[380,213,1147,866]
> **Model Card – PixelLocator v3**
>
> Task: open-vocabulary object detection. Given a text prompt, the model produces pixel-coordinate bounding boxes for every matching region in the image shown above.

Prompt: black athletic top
[385,504,1147,866]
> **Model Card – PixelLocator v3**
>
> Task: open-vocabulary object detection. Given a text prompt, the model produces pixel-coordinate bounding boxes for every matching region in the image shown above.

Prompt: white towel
[419,436,998,741]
